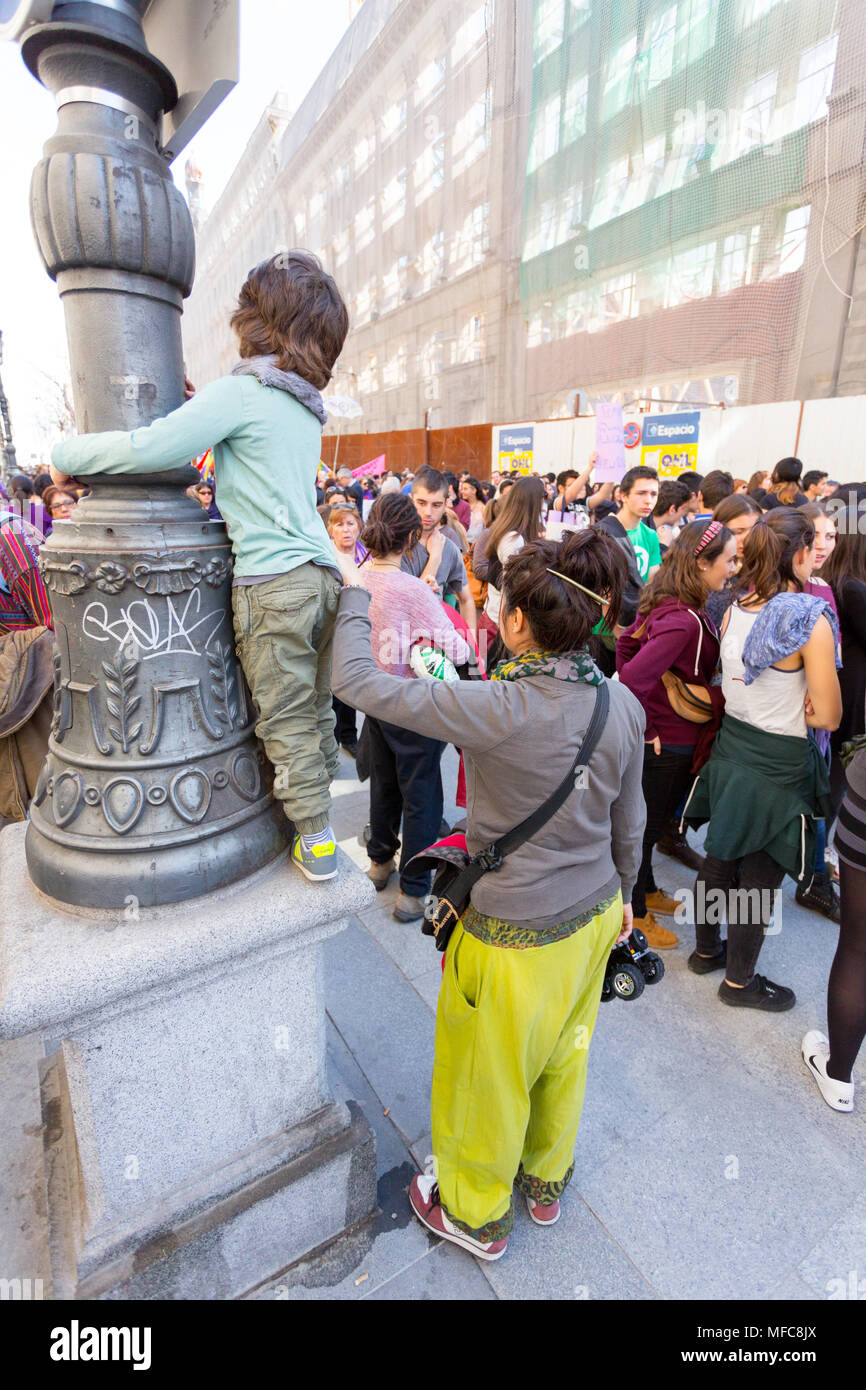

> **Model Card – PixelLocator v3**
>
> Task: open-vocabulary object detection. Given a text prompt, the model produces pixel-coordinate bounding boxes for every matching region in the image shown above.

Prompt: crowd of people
[4,251,864,1265]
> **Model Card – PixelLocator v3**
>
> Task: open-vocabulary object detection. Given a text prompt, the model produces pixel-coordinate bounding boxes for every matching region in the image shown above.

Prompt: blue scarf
[741,592,840,685]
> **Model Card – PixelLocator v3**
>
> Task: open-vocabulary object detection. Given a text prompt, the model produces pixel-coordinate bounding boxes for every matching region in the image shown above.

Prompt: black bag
[413,681,610,951]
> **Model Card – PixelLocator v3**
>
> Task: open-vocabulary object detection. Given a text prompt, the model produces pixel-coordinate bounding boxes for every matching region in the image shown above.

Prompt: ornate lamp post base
[28,480,289,909]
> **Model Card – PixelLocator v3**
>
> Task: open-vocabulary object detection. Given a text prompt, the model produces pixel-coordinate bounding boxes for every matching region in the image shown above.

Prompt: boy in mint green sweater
[51,252,349,882]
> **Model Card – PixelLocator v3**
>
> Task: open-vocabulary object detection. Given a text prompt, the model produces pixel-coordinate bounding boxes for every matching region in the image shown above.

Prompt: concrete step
[0,1032,52,1299]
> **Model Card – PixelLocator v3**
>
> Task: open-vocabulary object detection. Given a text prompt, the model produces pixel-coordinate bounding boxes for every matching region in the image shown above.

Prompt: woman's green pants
[431,894,622,1242]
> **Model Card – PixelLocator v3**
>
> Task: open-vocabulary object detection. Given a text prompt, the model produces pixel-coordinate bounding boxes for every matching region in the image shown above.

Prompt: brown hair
[746,470,770,495]
[42,484,77,516]
[712,493,762,527]
[360,493,422,557]
[501,528,627,651]
[820,501,866,600]
[768,456,803,506]
[229,251,348,390]
[486,476,546,570]
[444,508,469,552]
[735,509,815,601]
[638,519,733,617]
[326,504,361,536]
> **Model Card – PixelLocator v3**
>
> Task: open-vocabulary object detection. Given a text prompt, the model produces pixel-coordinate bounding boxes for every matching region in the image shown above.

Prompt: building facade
[183,0,527,434]
[182,0,866,431]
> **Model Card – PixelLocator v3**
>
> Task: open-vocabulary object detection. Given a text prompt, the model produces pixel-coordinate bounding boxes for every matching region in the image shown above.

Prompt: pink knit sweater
[363,568,471,677]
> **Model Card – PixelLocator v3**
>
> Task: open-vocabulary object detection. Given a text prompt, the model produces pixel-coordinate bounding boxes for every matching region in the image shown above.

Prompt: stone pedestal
[0,823,377,1300]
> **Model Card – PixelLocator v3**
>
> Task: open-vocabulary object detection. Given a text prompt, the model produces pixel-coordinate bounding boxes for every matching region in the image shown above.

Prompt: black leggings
[632,746,695,918]
[694,851,785,987]
[826,859,866,1082]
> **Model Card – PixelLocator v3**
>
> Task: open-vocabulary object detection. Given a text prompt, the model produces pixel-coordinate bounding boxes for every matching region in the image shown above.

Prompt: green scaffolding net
[521,0,863,410]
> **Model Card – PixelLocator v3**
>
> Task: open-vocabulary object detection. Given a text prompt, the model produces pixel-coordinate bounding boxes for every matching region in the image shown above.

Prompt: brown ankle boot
[634,912,679,949]
[645,888,682,917]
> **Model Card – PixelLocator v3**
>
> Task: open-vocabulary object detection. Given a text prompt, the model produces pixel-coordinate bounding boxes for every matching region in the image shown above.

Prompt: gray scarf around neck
[230,355,327,425]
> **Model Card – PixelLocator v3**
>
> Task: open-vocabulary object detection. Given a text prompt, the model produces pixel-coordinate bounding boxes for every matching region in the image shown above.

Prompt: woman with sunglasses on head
[683,509,842,1011]
[617,520,738,951]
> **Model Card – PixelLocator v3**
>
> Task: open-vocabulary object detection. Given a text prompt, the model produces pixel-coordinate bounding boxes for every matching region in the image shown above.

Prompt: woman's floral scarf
[490,647,603,686]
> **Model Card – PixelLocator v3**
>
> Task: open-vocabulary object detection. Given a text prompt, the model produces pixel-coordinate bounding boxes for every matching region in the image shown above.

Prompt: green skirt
[682,714,832,882]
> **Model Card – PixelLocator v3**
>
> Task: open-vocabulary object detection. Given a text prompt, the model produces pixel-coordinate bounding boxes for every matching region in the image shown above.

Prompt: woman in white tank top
[682,510,841,1013]
[720,603,808,739]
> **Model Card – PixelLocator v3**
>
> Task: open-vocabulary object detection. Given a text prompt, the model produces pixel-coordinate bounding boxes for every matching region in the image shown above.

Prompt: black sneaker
[688,942,727,975]
[795,872,841,924]
[718,974,795,1012]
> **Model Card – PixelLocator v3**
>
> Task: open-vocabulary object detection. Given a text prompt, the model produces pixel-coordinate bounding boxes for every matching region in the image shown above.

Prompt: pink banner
[352,454,386,477]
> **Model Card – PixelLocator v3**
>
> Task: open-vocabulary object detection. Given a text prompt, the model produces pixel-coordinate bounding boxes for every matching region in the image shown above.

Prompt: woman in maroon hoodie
[617,519,738,948]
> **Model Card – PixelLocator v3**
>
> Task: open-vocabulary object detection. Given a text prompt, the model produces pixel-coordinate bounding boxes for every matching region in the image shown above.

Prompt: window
[719,226,760,293]
[354,282,373,324]
[674,0,717,70]
[643,5,677,90]
[527,306,553,346]
[293,210,306,242]
[419,330,445,379]
[472,202,490,260]
[556,184,583,243]
[381,96,407,143]
[795,34,838,129]
[358,353,379,395]
[453,5,489,66]
[665,240,717,307]
[775,205,810,276]
[528,94,561,171]
[383,343,407,388]
[381,169,407,231]
[452,313,485,364]
[739,71,777,155]
[419,231,446,291]
[416,55,446,104]
[333,228,349,267]
[534,0,564,63]
[534,198,558,257]
[334,161,350,194]
[415,137,445,203]
[381,262,400,312]
[620,135,666,214]
[602,34,637,120]
[455,202,490,270]
[740,0,789,27]
[354,132,374,174]
[353,197,376,252]
[564,288,587,335]
[589,272,638,332]
[453,92,490,176]
[588,156,629,228]
[562,72,588,144]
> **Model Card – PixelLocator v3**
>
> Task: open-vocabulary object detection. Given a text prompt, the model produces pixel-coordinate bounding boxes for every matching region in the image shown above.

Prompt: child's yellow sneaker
[291,830,338,882]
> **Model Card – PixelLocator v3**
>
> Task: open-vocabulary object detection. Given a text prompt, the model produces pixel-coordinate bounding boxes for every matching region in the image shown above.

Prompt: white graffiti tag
[82,590,223,661]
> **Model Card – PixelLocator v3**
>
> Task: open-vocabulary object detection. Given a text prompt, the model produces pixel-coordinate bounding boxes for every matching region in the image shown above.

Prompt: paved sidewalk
[2,745,862,1301]
[255,745,866,1301]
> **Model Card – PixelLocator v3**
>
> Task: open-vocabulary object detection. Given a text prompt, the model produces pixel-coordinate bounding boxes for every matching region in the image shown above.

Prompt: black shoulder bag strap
[433,680,611,931]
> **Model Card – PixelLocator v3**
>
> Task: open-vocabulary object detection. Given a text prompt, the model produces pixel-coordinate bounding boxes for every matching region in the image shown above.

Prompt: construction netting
[521,0,866,411]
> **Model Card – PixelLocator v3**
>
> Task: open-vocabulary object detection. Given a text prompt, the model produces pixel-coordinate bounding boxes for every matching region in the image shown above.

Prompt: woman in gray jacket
[331,528,646,1261]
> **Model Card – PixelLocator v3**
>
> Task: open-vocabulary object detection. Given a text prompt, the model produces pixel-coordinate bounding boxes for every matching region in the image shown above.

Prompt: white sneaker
[801,1030,855,1112]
